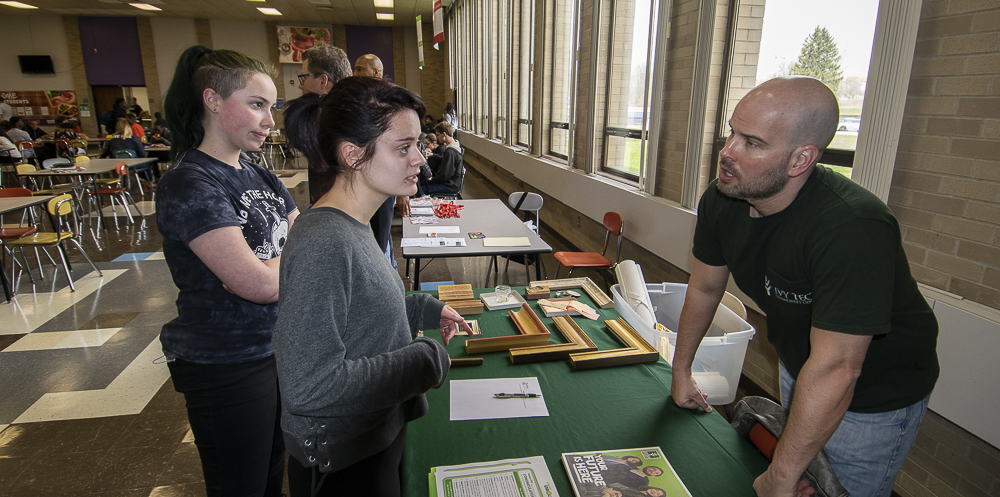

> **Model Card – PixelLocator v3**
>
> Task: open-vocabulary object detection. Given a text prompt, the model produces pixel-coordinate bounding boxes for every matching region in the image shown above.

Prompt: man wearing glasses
[297,46,352,96]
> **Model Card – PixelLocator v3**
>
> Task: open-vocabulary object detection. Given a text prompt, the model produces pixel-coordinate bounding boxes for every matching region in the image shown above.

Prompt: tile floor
[0,157,606,496]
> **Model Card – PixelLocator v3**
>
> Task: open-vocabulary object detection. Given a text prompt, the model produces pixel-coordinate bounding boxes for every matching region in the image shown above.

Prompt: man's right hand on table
[670,371,713,413]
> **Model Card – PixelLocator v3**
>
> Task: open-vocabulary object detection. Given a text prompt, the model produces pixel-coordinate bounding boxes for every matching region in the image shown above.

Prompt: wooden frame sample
[568,317,659,370]
[448,299,484,315]
[437,284,474,301]
[509,315,598,364]
[465,303,552,354]
[530,277,614,309]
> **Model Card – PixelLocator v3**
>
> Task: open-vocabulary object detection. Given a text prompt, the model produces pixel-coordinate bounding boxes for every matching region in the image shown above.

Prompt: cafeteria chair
[93,162,144,225]
[112,149,151,196]
[16,164,75,197]
[0,188,40,300]
[553,211,624,288]
[15,140,37,167]
[6,193,102,292]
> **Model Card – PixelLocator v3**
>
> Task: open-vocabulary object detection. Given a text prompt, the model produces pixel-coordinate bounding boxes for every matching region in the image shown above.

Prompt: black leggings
[287,425,407,497]
[168,355,285,497]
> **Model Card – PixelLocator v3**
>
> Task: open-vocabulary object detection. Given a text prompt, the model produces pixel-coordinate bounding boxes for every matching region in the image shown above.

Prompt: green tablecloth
[403,287,769,496]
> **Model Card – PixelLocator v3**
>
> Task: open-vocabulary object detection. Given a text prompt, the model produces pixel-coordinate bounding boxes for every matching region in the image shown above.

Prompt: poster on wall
[1,90,78,123]
[433,0,444,46]
[416,15,425,69]
[277,26,332,63]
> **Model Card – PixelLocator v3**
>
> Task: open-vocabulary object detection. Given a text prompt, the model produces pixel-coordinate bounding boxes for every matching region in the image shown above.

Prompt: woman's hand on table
[438,305,473,346]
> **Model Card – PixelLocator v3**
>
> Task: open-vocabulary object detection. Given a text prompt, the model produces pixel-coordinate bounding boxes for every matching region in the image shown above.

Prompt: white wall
[0,16,74,91]
[150,17,198,104]
[210,20,270,62]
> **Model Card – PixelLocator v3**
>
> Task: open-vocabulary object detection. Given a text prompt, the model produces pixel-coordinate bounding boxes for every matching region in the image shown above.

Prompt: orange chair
[94,162,144,225]
[553,211,624,282]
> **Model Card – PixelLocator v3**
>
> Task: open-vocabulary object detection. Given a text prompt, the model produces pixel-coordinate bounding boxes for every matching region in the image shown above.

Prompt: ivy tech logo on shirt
[764,276,812,304]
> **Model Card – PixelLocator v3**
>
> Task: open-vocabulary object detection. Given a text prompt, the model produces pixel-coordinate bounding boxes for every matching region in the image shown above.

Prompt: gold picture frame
[529,277,614,309]
[465,303,552,354]
[568,317,659,370]
[508,315,598,364]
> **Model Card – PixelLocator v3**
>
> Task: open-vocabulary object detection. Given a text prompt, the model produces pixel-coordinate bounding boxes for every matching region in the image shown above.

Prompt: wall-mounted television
[18,55,55,74]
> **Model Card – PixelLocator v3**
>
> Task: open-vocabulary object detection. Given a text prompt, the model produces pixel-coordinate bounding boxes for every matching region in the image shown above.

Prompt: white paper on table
[419,226,460,234]
[431,455,560,497]
[450,377,548,421]
[401,237,467,247]
[411,207,436,216]
[483,237,531,247]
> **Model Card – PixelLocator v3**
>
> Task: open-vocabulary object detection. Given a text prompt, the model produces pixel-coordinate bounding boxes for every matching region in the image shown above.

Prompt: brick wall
[886,1,1000,496]
[889,1,1000,310]
[392,27,407,87]
[419,22,451,123]
[136,18,162,117]
[653,0,699,202]
[62,16,99,137]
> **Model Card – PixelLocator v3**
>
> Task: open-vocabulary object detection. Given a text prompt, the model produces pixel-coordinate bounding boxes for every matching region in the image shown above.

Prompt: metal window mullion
[600,0,619,174]
[640,0,672,194]
[583,0,604,175]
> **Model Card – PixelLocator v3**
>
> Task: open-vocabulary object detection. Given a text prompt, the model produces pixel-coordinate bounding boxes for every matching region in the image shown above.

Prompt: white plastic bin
[612,283,755,404]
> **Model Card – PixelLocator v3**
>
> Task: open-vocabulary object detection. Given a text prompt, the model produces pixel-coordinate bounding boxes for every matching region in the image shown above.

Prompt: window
[715,0,878,181]
[546,0,578,159]
[516,0,535,148]
[599,0,656,181]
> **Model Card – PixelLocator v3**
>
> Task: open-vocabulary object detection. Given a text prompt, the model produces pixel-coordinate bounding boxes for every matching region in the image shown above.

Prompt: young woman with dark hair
[155,45,298,497]
[273,76,470,497]
[281,92,327,203]
[443,101,458,129]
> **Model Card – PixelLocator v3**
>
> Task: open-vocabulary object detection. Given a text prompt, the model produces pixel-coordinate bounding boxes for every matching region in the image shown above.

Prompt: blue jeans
[779,363,928,497]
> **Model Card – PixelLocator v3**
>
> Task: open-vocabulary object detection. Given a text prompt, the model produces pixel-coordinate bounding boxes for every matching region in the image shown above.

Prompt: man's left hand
[753,469,814,497]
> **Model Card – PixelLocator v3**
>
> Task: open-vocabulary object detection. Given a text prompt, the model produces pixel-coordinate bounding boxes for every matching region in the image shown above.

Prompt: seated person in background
[102,118,147,159]
[153,111,168,129]
[54,121,87,158]
[26,120,50,140]
[128,97,144,117]
[419,122,463,195]
[148,123,171,146]
[26,120,56,161]
[5,118,34,159]
[421,114,436,135]
[422,132,444,172]
[128,114,146,141]
[0,126,22,164]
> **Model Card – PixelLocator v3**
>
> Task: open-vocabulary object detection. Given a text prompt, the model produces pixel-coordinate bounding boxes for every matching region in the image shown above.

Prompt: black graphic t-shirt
[692,165,938,413]
[156,149,297,364]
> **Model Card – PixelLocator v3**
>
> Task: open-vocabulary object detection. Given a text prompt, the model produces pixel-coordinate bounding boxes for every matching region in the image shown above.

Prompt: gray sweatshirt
[273,206,450,472]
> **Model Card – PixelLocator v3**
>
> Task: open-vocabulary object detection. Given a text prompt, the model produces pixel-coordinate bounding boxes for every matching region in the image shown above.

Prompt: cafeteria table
[17,158,158,229]
[402,285,769,496]
[0,195,54,302]
[402,199,552,290]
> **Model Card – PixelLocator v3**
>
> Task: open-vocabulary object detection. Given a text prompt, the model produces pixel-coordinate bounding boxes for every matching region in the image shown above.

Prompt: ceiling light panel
[0,1,38,8]
[257,6,282,15]
[373,0,393,7]
[129,3,162,10]
[375,12,394,20]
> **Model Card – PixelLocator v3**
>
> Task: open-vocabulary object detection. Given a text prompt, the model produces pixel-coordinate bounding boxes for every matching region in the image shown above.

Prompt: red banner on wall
[433,0,444,45]
[0,90,78,124]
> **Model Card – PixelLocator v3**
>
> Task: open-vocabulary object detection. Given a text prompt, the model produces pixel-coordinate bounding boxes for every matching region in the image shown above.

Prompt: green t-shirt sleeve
[808,218,897,336]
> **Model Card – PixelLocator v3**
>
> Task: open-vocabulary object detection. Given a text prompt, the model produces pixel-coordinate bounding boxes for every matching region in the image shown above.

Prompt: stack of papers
[430,456,559,497]
[401,237,467,247]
